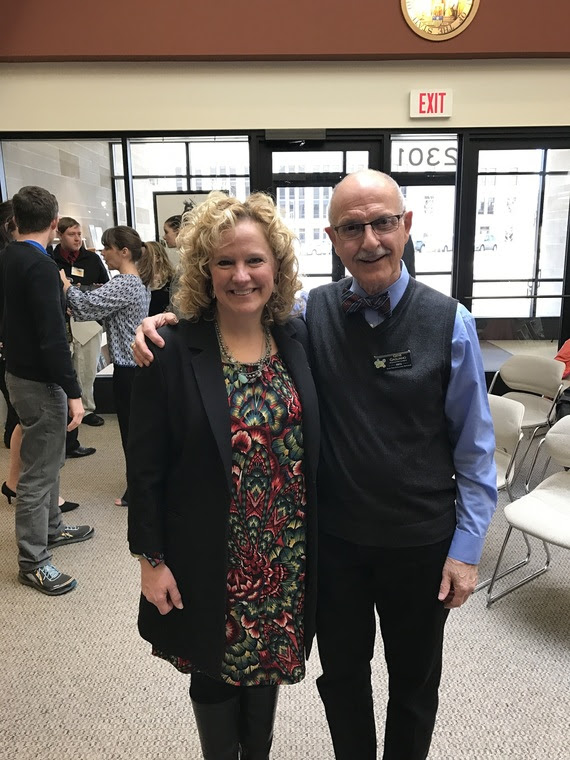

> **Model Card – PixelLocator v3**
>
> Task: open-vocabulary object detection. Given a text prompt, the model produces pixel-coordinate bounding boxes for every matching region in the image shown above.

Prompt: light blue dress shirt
[348,261,497,564]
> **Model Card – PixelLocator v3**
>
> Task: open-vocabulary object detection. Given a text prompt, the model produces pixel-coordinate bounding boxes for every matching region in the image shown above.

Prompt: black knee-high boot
[191,696,241,760]
[239,686,279,760]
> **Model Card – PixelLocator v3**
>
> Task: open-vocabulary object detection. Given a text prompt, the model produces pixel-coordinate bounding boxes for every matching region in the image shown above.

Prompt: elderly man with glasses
[307,169,496,760]
[132,169,496,760]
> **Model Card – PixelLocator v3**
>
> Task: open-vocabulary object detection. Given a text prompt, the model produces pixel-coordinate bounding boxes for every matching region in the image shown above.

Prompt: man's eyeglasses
[334,213,405,241]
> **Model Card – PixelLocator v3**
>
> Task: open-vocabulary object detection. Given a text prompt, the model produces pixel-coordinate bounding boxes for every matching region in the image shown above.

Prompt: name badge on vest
[373,350,412,371]
[71,266,85,278]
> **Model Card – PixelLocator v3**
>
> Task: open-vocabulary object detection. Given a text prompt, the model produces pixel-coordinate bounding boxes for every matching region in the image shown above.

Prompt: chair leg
[524,436,550,494]
[487,530,551,607]
[517,424,547,475]
[474,476,524,594]
[475,531,532,593]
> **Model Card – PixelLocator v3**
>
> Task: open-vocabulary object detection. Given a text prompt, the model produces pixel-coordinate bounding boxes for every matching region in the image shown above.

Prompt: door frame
[250,133,384,282]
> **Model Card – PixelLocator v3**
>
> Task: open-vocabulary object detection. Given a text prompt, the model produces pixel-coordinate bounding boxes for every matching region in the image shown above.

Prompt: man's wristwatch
[130,552,164,568]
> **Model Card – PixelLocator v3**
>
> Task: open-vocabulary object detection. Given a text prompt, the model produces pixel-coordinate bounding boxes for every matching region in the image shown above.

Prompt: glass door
[274,182,336,291]
[254,137,382,291]
[390,134,458,296]
[468,147,570,347]
[398,184,456,294]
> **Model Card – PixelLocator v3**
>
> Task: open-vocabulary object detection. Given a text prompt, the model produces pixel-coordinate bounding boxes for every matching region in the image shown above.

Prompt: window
[122,136,250,240]
[471,148,570,324]
[3,139,115,248]
[272,151,343,173]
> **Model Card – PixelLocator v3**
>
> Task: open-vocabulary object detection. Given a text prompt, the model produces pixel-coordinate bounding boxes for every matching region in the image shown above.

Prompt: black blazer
[127,316,320,678]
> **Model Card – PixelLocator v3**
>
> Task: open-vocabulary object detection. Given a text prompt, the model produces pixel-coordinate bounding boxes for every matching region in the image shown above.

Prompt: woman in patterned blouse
[60,226,151,507]
[127,193,319,760]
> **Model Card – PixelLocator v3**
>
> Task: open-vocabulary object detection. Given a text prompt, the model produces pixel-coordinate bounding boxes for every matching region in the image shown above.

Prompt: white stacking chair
[488,394,525,502]
[486,415,570,606]
[475,394,526,592]
[488,354,564,468]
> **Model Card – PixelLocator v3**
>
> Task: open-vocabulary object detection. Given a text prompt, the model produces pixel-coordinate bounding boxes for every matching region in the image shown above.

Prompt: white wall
[1,60,569,132]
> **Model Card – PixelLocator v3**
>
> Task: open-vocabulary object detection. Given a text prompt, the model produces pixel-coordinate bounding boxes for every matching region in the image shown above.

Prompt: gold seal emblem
[401,0,480,41]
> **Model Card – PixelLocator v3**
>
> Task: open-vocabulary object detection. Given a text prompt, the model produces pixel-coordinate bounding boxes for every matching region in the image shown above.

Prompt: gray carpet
[0,417,569,759]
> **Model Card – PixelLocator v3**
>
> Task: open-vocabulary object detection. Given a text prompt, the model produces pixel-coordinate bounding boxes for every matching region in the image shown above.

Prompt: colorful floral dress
[155,353,307,686]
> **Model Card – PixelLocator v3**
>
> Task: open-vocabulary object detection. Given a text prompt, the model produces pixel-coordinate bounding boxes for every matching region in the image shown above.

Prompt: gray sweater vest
[306,277,458,548]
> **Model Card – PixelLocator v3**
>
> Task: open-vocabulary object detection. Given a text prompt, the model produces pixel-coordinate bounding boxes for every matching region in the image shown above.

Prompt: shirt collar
[22,240,49,256]
[60,246,80,265]
[350,260,410,311]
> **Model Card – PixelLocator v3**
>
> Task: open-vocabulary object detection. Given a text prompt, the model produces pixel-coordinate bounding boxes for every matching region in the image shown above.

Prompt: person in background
[134,170,497,760]
[127,191,319,760]
[402,235,416,277]
[0,200,16,246]
[60,226,150,508]
[0,200,80,514]
[139,241,175,316]
[0,186,94,596]
[554,338,570,421]
[162,214,182,250]
[52,216,109,429]
[554,338,570,379]
[0,200,19,447]
[51,219,100,461]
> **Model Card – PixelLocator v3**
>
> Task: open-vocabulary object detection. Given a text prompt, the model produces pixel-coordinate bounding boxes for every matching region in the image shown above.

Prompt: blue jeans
[6,373,66,571]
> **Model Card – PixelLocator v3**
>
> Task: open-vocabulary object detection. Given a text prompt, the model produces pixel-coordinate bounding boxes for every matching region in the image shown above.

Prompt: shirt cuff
[131,552,164,567]
[447,528,486,565]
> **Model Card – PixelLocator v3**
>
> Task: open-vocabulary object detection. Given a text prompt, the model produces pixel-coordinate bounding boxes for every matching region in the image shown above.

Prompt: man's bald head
[328,170,405,225]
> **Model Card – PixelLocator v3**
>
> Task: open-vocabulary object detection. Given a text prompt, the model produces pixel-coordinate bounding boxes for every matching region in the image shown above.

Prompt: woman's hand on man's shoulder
[132,312,179,366]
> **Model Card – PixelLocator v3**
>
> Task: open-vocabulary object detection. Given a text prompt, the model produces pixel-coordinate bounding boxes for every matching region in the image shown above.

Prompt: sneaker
[18,564,77,596]
[48,525,94,548]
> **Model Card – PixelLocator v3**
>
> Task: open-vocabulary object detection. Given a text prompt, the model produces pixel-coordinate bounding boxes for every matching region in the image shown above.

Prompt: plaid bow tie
[341,288,392,317]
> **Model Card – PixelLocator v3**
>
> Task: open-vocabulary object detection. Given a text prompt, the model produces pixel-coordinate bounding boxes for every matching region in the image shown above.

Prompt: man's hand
[132,312,178,367]
[67,397,84,431]
[59,268,72,293]
[140,560,183,615]
[438,556,478,609]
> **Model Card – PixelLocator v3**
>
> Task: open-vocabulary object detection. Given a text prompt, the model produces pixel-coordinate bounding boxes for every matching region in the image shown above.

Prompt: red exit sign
[410,89,453,118]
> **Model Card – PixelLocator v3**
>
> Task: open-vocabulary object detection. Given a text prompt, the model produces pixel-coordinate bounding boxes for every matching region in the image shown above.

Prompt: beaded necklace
[214,319,272,386]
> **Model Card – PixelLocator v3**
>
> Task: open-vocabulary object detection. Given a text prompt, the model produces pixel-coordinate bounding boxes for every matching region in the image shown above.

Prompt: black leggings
[112,364,136,502]
[190,673,238,704]
[0,359,19,447]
